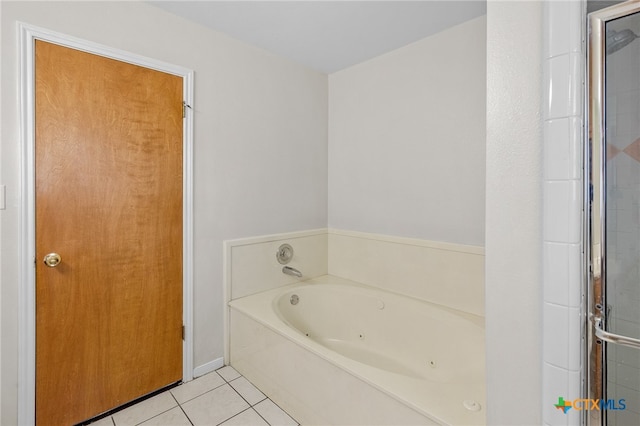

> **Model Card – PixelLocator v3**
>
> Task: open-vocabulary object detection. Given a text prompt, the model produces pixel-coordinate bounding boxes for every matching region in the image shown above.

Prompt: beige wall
[328,16,486,246]
[0,1,328,423]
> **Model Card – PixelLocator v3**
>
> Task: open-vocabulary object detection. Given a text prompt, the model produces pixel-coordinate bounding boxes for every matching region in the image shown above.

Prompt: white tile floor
[90,366,299,426]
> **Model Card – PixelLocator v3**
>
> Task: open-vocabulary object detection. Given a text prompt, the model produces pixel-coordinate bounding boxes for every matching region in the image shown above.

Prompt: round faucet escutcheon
[276,243,294,264]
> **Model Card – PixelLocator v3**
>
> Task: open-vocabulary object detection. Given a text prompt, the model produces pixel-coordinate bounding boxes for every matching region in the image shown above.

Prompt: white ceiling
[149,1,487,73]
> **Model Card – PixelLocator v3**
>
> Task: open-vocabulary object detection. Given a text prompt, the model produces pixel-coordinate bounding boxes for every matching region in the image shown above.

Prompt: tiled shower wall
[542,1,585,425]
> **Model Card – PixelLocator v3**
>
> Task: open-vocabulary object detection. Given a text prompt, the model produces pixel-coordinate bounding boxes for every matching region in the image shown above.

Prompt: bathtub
[228,275,485,425]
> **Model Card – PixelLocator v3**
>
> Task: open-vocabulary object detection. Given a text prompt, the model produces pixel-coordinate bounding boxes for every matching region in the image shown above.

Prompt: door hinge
[593,244,602,278]
[182,101,191,118]
[182,325,185,341]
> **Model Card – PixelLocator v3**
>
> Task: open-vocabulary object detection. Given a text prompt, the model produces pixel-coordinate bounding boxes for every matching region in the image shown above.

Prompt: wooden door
[35,40,183,425]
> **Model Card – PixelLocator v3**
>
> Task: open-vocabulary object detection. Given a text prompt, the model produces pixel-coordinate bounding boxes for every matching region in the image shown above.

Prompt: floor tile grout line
[222,370,298,425]
[251,406,273,426]
[227,376,268,407]
[170,391,195,426]
[132,402,180,426]
[215,406,265,426]
[173,383,230,408]
[222,376,275,425]
[107,369,298,426]
[217,366,241,383]
[175,382,251,426]
[169,372,228,405]
[215,371,228,382]
[227,379,256,410]
[122,390,181,426]
[260,398,300,426]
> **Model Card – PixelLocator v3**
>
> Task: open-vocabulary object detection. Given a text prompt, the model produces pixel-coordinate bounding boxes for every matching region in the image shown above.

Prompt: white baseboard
[193,357,224,378]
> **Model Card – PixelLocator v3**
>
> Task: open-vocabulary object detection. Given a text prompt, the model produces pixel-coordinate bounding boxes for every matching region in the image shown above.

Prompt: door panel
[603,11,640,425]
[590,3,640,425]
[35,40,183,425]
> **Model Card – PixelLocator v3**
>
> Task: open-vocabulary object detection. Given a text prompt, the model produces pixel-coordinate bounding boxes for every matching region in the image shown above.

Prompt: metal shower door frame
[588,2,640,425]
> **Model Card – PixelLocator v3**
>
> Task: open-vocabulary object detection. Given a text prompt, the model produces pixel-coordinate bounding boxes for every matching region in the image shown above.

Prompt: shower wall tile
[545,53,583,120]
[543,242,581,308]
[546,0,583,59]
[542,1,585,425]
[543,303,582,371]
[614,343,640,370]
[614,292,640,324]
[543,181,582,243]
[615,363,640,392]
[609,47,640,92]
[543,362,582,426]
[609,409,640,426]
[544,118,582,180]
[614,318,640,341]
[617,113,640,140]
[610,376,640,410]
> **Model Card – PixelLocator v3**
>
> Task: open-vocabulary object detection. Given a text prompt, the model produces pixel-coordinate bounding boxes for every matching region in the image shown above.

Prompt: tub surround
[224,229,485,425]
[328,229,485,316]
[224,228,484,315]
[223,229,328,300]
[223,229,328,363]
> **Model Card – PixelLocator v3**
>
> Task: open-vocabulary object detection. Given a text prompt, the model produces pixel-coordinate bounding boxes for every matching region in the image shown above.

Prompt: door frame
[17,23,194,425]
[588,2,640,425]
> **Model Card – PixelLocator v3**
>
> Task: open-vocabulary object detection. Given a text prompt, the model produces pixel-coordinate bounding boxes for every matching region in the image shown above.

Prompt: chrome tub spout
[282,266,302,278]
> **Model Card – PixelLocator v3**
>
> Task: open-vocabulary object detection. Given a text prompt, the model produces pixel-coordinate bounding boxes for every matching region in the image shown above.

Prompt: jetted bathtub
[228,275,485,425]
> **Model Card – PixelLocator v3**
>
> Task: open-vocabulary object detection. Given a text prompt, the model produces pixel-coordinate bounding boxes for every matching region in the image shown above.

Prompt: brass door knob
[43,253,61,268]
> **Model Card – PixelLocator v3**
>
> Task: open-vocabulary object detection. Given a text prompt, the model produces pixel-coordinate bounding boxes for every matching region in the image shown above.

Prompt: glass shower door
[590,3,640,425]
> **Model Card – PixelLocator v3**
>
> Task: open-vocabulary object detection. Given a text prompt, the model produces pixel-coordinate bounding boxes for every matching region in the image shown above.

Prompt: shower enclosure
[589,2,640,425]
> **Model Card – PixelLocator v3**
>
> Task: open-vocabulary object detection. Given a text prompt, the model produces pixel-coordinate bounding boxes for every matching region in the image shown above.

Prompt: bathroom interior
[2,0,640,425]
